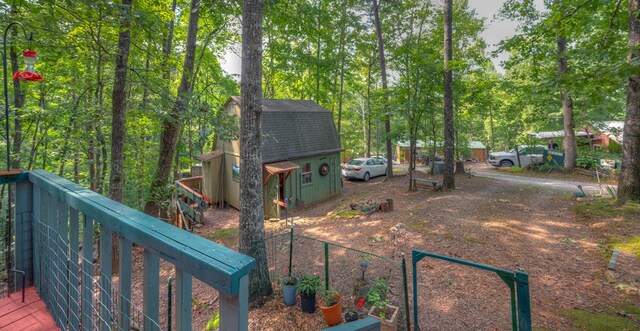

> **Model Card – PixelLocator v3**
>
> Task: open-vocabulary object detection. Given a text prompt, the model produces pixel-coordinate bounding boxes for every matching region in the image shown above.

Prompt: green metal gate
[412,249,531,331]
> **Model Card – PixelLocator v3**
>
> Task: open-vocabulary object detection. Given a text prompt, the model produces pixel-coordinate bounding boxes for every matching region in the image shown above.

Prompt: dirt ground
[177,163,639,331]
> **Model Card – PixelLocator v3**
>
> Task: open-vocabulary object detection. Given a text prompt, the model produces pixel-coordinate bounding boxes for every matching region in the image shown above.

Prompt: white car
[488,145,547,167]
[371,155,387,164]
[342,158,387,181]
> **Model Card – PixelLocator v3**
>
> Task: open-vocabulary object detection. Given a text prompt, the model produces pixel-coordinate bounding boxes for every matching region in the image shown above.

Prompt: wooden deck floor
[0,287,58,330]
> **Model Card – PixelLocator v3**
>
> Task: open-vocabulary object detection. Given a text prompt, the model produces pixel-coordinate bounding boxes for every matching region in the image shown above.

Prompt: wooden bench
[412,177,438,190]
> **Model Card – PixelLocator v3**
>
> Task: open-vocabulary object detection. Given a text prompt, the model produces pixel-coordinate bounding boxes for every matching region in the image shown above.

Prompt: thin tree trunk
[145,0,200,217]
[372,0,393,177]
[109,0,132,203]
[58,90,87,176]
[442,0,455,190]
[618,0,640,203]
[239,0,272,301]
[489,106,495,150]
[366,53,372,157]
[73,152,80,184]
[95,7,106,194]
[109,0,133,275]
[336,3,347,135]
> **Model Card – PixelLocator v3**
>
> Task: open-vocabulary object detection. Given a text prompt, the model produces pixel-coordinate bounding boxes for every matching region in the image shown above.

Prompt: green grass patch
[613,236,640,258]
[404,218,429,232]
[463,235,485,245]
[204,228,239,247]
[563,307,639,331]
[573,199,640,222]
[330,209,360,219]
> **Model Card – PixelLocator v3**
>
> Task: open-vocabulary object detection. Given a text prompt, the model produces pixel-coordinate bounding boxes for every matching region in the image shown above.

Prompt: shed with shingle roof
[199,97,343,220]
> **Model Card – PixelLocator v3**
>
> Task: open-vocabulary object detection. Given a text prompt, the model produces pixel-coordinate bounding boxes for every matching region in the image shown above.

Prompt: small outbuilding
[199,97,343,220]
[395,140,487,163]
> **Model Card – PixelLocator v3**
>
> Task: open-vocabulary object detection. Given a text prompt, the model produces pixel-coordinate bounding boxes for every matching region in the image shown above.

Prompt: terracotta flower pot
[319,294,342,326]
[368,305,399,331]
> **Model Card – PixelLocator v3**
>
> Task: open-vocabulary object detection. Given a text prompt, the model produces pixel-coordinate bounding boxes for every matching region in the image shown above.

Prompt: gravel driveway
[470,170,616,197]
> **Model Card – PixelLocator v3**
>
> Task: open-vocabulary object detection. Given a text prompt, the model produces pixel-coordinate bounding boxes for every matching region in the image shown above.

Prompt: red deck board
[0,287,59,331]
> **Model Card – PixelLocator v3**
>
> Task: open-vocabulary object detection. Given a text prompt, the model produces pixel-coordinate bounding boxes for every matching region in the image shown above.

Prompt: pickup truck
[488,145,548,167]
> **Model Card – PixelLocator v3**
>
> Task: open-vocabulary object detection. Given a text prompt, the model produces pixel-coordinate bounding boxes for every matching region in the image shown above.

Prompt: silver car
[342,158,387,181]
[488,145,547,167]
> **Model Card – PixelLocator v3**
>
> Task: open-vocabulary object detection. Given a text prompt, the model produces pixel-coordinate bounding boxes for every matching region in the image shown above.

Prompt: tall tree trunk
[366,53,373,157]
[618,0,640,203]
[336,3,347,135]
[239,0,272,300]
[557,35,577,170]
[372,0,393,177]
[442,0,455,190]
[110,0,132,203]
[109,0,132,275]
[144,0,200,217]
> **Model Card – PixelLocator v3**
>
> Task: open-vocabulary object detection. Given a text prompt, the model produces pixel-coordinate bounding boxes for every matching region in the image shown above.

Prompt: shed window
[302,162,312,184]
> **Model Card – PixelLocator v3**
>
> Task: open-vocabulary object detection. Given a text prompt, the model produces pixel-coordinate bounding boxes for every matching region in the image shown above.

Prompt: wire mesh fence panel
[415,259,512,330]
[1,187,10,297]
[260,229,410,331]
[32,214,164,331]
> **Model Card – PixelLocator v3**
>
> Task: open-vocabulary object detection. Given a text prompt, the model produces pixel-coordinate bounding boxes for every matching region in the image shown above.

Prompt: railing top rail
[412,249,516,279]
[26,169,255,296]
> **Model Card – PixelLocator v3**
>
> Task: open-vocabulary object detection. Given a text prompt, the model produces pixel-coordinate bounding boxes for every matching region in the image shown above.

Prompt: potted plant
[281,273,299,306]
[344,298,364,322]
[297,275,321,313]
[319,288,342,326]
[366,278,399,331]
[344,310,358,322]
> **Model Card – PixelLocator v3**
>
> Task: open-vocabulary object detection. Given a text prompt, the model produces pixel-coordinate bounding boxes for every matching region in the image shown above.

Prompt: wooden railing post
[143,250,160,331]
[175,267,193,330]
[219,274,249,331]
[81,217,94,330]
[118,236,133,331]
[99,225,113,331]
[57,199,70,328]
[14,179,33,291]
[68,208,80,331]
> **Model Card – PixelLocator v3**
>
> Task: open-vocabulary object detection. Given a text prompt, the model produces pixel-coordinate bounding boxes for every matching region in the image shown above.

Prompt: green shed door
[264,174,278,219]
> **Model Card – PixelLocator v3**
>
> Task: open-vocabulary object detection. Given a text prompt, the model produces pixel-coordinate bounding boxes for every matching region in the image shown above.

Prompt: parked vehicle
[342,158,387,181]
[488,145,547,168]
[371,155,387,164]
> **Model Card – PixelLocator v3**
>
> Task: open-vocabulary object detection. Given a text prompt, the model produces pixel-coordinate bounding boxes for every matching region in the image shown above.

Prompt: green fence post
[324,242,329,290]
[411,250,421,331]
[516,270,531,331]
[168,277,173,331]
[401,253,411,331]
[289,227,294,276]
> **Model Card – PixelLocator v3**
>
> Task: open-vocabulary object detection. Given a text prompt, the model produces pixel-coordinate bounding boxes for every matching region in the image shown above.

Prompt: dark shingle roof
[228,97,342,163]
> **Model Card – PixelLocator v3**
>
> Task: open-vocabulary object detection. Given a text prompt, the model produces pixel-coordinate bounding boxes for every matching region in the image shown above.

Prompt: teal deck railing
[6,169,255,330]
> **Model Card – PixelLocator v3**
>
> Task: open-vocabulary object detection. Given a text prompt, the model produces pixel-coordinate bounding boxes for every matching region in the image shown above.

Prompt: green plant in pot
[281,273,299,306]
[366,278,399,331]
[297,275,321,313]
[319,288,342,326]
[344,298,364,324]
